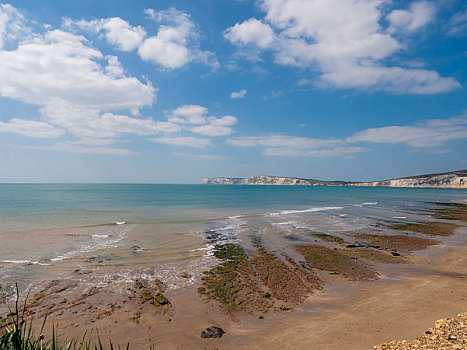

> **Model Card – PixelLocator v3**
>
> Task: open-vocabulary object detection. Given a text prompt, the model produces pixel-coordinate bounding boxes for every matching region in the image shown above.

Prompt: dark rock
[201,326,225,338]
[180,272,192,279]
[391,252,401,256]
[259,316,264,319]
[264,292,271,298]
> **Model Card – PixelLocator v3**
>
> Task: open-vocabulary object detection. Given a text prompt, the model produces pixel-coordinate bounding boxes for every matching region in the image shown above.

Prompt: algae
[312,233,345,244]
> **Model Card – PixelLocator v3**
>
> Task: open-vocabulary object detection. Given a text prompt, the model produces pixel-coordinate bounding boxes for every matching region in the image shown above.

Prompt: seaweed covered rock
[201,326,225,338]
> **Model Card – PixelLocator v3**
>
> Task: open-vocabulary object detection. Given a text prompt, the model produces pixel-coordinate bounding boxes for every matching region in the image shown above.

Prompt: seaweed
[312,233,345,244]
[296,244,378,281]
[387,221,460,236]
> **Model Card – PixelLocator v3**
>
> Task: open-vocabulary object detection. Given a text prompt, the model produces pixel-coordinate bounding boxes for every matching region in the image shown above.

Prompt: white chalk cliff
[202,170,467,189]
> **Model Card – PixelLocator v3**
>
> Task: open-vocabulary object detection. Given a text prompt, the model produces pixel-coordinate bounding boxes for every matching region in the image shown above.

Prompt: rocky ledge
[372,312,467,349]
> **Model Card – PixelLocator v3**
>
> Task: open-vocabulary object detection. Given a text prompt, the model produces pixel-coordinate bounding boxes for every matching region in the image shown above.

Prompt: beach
[0,184,466,349]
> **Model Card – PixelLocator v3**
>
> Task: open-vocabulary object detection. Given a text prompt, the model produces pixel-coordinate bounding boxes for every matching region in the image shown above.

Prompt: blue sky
[0,0,466,183]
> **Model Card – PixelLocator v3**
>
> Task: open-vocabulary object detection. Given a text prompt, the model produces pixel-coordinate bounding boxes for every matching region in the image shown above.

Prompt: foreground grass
[0,285,152,350]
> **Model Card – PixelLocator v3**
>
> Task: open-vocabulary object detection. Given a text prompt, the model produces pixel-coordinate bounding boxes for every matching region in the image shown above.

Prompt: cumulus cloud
[387,1,436,33]
[164,105,238,137]
[223,18,275,48]
[139,7,218,69]
[230,89,247,99]
[0,30,154,109]
[66,7,218,70]
[69,17,146,51]
[150,136,212,148]
[190,115,238,136]
[0,5,189,150]
[224,0,459,94]
[167,105,208,124]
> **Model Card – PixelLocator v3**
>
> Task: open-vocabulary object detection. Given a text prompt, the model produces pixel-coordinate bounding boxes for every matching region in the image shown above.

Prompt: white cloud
[230,89,247,99]
[226,115,467,157]
[191,116,238,136]
[387,1,436,33]
[150,136,212,148]
[71,17,146,51]
[226,134,363,157]
[224,18,275,49]
[446,8,467,37]
[138,7,218,69]
[67,8,218,70]
[224,0,459,94]
[163,105,238,137]
[0,9,168,145]
[0,3,28,48]
[0,118,64,138]
[167,104,208,124]
[347,115,467,147]
[0,29,154,110]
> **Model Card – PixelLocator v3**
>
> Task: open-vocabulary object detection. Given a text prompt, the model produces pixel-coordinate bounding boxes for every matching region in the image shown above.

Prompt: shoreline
[1,202,466,349]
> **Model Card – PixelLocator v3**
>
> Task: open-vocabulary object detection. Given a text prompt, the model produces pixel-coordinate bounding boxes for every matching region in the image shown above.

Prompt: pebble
[372,312,467,350]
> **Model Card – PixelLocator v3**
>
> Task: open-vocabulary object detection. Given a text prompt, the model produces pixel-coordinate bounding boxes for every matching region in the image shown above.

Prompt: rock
[201,326,225,338]
[180,272,192,279]
[391,252,401,256]
[155,293,169,305]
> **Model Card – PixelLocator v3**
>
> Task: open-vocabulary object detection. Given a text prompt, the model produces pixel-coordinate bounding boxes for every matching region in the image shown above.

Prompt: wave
[0,260,50,266]
[273,206,343,215]
[50,224,133,262]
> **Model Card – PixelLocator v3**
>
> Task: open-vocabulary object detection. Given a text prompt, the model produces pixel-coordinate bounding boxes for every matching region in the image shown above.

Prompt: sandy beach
[1,201,464,349]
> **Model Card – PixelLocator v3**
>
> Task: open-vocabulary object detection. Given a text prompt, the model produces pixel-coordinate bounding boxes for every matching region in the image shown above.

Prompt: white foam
[49,224,133,262]
[276,206,343,215]
[392,216,407,219]
[0,260,50,266]
[362,202,378,205]
[271,221,296,226]
[116,221,125,225]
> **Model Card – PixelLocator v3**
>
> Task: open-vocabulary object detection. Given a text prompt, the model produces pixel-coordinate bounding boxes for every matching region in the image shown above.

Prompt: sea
[0,184,466,304]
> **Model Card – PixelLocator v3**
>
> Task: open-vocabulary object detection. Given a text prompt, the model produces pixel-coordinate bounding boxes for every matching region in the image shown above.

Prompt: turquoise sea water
[1,184,466,228]
[0,184,466,303]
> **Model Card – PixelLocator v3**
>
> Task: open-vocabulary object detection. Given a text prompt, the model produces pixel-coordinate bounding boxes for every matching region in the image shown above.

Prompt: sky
[0,0,466,183]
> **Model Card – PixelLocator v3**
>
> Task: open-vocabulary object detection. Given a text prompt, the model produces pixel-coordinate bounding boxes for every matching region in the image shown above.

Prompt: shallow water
[0,184,466,303]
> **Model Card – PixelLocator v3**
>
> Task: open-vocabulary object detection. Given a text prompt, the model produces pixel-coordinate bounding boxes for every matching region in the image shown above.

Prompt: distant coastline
[202,169,467,189]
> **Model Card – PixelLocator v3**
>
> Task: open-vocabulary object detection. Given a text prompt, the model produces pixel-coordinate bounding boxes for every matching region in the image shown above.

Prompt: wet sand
[2,203,466,349]
[241,241,467,350]
[9,229,463,349]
